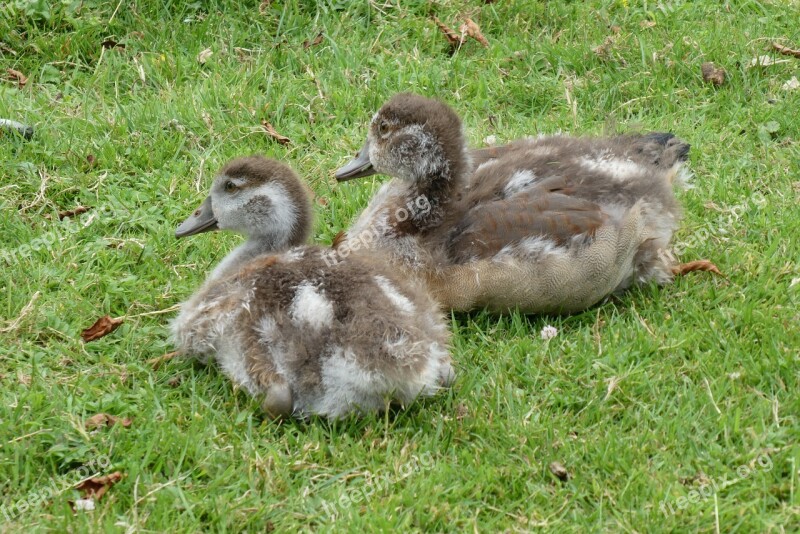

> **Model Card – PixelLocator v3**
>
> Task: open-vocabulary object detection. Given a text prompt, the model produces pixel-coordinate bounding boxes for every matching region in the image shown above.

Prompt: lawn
[1,0,798,531]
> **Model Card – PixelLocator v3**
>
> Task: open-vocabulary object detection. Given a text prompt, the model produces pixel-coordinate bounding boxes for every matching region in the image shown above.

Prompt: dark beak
[175,196,218,238]
[334,139,377,181]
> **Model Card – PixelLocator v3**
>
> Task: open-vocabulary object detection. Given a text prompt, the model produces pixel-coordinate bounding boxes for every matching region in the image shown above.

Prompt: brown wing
[447,191,608,262]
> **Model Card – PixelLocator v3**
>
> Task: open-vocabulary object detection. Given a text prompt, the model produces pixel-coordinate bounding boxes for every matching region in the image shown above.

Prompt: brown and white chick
[335,93,694,314]
[171,156,453,419]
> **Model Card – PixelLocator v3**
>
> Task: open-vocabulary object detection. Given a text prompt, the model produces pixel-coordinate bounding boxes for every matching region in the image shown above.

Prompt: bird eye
[377,120,390,136]
[224,181,236,192]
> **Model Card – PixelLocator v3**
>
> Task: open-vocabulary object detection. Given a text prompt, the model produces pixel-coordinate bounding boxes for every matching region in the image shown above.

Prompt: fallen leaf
[549,461,569,481]
[772,42,800,59]
[782,76,799,91]
[460,18,489,47]
[748,55,786,68]
[7,68,28,87]
[671,260,724,277]
[0,43,17,56]
[701,62,726,86]
[147,351,179,370]
[432,15,461,48]
[259,0,272,14]
[261,121,290,145]
[640,20,656,29]
[197,48,213,65]
[100,39,125,50]
[85,413,132,430]
[75,472,124,501]
[593,35,617,59]
[81,316,124,342]
[315,196,329,207]
[58,206,90,220]
[679,472,711,487]
[303,32,323,49]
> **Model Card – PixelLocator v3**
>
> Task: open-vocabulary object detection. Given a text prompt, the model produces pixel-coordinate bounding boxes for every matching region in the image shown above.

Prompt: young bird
[172,156,453,419]
[335,93,699,313]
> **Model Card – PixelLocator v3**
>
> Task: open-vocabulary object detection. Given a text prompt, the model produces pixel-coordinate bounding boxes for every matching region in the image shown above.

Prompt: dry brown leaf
[0,43,17,56]
[197,48,213,65]
[672,260,724,277]
[147,351,179,370]
[701,62,726,86]
[303,32,323,49]
[101,39,125,50]
[81,316,124,342]
[85,413,132,430]
[460,18,489,47]
[58,206,90,220]
[772,42,800,59]
[432,15,461,48]
[640,20,656,29]
[261,121,290,145]
[7,68,28,87]
[549,461,570,481]
[259,0,272,14]
[315,196,329,207]
[75,472,124,501]
[593,35,617,59]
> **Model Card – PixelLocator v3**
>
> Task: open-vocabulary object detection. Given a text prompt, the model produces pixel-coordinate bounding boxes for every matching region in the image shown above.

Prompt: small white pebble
[782,76,799,91]
[483,135,497,146]
[540,325,558,340]
[74,498,95,511]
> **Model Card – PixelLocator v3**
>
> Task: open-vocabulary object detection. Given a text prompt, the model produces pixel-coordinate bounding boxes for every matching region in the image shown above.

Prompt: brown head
[176,156,313,250]
[335,93,470,191]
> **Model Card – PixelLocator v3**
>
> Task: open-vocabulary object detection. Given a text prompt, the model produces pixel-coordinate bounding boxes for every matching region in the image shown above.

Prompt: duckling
[334,93,692,314]
[171,156,453,419]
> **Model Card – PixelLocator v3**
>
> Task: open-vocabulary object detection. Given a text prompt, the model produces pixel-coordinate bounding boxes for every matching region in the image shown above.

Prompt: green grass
[1,0,799,531]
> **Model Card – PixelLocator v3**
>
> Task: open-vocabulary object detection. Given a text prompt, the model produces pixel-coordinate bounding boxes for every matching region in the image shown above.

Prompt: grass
[1,0,798,531]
